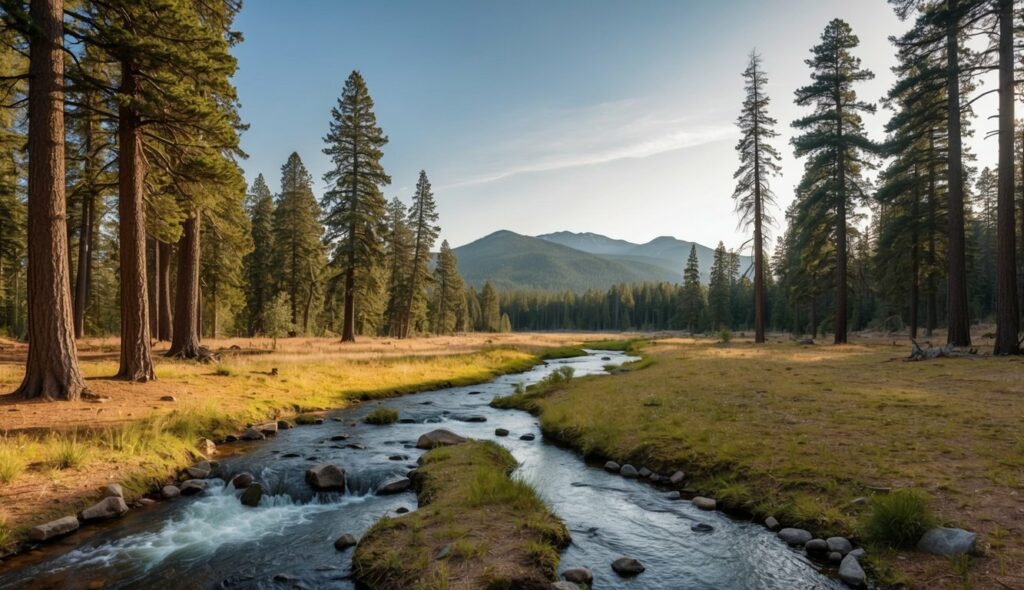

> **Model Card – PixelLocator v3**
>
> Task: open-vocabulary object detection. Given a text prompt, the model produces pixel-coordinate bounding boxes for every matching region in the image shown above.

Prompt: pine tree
[733,51,781,343]
[992,0,1019,354]
[479,281,501,332]
[680,244,705,332]
[401,171,439,337]
[432,240,465,335]
[708,242,734,330]
[272,153,326,335]
[243,174,275,335]
[792,18,876,344]
[322,71,390,342]
[382,197,413,336]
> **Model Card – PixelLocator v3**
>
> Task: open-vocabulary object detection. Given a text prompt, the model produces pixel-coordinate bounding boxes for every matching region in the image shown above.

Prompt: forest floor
[0,332,624,553]
[509,335,1024,589]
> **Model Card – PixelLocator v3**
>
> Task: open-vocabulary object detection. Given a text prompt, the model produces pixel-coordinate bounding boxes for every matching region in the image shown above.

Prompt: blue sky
[233,1,999,250]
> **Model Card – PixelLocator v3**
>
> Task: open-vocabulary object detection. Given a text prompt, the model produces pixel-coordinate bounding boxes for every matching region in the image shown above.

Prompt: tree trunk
[210,276,218,340]
[752,64,766,344]
[73,183,93,338]
[14,0,85,400]
[168,213,201,358]
[149,236,159,339]
[910,170,920,340]
[945,1,972,346]
[342,264,356,342]
[158,240,173,341]
[994,0,1020,354]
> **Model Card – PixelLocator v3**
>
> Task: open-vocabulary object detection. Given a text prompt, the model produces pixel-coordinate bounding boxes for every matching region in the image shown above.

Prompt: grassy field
[0,333,625,553]
[352,440,570,590]
[503,337,1024,589]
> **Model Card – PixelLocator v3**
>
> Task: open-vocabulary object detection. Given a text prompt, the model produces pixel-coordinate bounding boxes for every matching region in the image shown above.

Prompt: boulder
[306,464,346,491]
[183,464,211,479]
[416,429,467,449]
[395,507,409,514]
[668,470,686,485]
[240,427,265,441]
[495,428,510,437]
[99,483,124,499]
[80,497,129,521]
[198,438,217,456]
[805,539,828,553]
[28,516,79,542]
[179,479,207,496]
[230,472,254,489]
[611,556,645,577]
[562,567,593,585]
[256,422,279,436]
[519,433,536,441]
[827,536,853,555]
[619,464,639,478]
[848,548,866,559]
[838,554,866,587]
[665,491,681,500]
[777,528,812,546]
[161,485,181,499]
[828,552,843,563]
[917,527,977,556]
[334,533,357,551]
[692,496,717,511]
[638,467,652,478]
[604,461,621,473]
[240,482,263,507]
[376,477,411,495]
[764,516,780,531]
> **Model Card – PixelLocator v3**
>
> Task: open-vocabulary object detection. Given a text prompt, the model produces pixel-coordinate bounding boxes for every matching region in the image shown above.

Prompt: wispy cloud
[440,100,735,190]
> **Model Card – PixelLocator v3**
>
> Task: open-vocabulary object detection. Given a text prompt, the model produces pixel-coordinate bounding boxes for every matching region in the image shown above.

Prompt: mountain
[453,231,677,292]
[453,230,750,292]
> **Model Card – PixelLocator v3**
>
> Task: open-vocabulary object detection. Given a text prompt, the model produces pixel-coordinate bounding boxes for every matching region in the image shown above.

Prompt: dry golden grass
[521,338,1024,589]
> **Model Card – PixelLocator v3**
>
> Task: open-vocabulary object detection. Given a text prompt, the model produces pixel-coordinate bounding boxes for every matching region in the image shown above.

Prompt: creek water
[0,351,844,590]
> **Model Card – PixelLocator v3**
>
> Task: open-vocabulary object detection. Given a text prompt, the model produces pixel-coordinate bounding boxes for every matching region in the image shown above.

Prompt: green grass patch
[539,346,587,360]
[0,444,25,484]
[364,407,400,425]
[864,489,935,549]
[47,435,89,470]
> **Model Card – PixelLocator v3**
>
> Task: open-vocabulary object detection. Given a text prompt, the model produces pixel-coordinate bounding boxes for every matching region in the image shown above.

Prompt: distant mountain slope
[453,231,677,292]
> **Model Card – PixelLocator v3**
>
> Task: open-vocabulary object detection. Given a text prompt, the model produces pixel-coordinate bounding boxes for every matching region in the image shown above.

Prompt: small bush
[364,407,399,425]
[48,435,88,470]
[718,328,732,343]
[0,444,25,485]
[865,489,935,548]
[214,364,235,377]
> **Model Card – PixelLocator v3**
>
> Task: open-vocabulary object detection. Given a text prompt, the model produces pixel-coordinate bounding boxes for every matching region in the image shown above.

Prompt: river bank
[499,338,1024,589]
[0,334,622,555]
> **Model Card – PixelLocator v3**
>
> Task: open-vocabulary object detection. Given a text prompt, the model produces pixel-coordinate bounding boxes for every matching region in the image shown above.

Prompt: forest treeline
[0,0,1023,403]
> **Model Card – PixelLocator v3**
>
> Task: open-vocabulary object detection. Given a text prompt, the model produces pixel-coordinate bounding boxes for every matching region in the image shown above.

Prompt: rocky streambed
[0,351,849,589]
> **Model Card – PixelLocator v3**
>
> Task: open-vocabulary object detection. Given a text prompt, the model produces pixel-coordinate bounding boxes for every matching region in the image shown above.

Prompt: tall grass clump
[364,407,399,425]
[865,489,935,548]
[48,434,88,470]
[0,444,25,485]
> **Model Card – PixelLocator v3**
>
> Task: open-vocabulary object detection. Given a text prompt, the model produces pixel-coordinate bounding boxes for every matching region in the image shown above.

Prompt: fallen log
[907,339,978,361]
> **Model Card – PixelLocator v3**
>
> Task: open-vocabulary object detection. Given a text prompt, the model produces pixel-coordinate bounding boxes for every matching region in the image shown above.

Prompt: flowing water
[0,351,844,590]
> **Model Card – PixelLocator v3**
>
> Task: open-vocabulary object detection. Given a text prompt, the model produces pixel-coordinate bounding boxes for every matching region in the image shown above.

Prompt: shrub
[0,444,25,485]
[718,328,732,343]
[364,407,399,425]
[865,489,935,548]
[48,435,88,470]
[214,364,235,377]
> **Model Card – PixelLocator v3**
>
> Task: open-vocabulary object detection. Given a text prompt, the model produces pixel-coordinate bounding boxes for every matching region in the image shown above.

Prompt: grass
[364,407,400,425]
[0,445,25,484]
[46,435,89,470]
[539,346,587,360]
[865,489,935,549]
[490,366,574,412]
[494,337,1024,589]
[353,440,569,590]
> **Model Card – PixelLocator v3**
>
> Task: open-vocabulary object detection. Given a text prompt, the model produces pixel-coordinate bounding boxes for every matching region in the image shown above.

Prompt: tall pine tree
[401,171,439,337]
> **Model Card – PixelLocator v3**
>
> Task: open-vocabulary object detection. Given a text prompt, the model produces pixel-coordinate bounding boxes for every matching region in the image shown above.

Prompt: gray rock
[435,543,452,560]
[805,538,828,553]
[395,507,409,514]
[161,485,181,499]
[80,496,129,521]
[183,464,210,479]
[519,433,535,441]
[551,583,580,590]
[494,428,509,437]
[240,427,265,441]
[99,483,124,499]
[240,483,263,507]
[416,429,466,449]
[619,464,639,478]
[256,422,279,436]
[306,464,346,491]
[828,551,843,563]
[611,556,645,577]
[230,472,254,489]
[917,527,977,556]
[764,516,780,530]
[376,477,411,495]
[669,470,686,485]
[28,516,79,542]
[848,548,866,559]
[692,496,717,511]
[562,567,593,585]
[334,533,357,551]
[691,523,714,533]
[198,438,217,456]
[604,461,621,473]
[638,467,652,478]
[838,554,866,587]
[777,528,812,546]
[179,479,207,496]
[665,491,681,500]
[827,536,853,555]
[453,415,487,423]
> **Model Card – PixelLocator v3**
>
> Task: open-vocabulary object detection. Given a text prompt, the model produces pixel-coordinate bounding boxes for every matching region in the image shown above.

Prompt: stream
[0,350,844,589]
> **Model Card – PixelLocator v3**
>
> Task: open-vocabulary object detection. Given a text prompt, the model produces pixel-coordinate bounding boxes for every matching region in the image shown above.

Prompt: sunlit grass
[0,444,25,484]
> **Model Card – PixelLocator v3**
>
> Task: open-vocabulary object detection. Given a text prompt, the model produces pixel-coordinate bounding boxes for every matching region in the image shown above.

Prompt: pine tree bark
[993,0,1020,354]
[116,61,155,381]
[910,167,921,340]
[73,185,93,338]
[149,237,159,338]
[158,240,173,341]
[168,213,201,358]
[944,0,972,346]
[15,0,86,400]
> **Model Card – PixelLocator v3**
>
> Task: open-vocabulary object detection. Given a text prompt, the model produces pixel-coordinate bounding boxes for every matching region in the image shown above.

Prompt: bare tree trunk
[116,60,155,381]
[994,0,1020,354]
[168,213,201,358]
[210,277,218,340]
[158,240,173,341]
[14,0,85,400]
[945,1,972,346]
[149,236,159,339]
[342,264,356,342]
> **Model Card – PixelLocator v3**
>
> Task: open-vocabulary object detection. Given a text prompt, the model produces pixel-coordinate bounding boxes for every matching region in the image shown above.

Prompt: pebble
[604,461,621,473]
[764,516,780,530]
[334,533,357,551]
[619,464,639,478]
[562,567,593,585]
